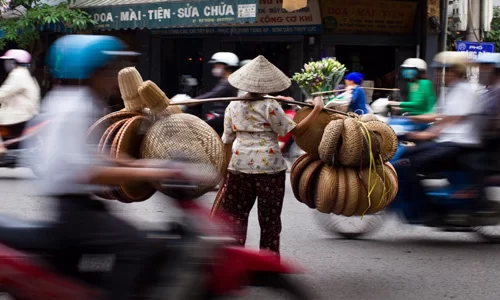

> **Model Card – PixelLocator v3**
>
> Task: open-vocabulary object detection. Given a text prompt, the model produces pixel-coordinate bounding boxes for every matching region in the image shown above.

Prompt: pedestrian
[344,72,369,114]
[215,55,323,255]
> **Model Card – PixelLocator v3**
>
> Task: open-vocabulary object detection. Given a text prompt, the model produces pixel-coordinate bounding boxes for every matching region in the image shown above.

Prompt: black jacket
[195,78,237,116]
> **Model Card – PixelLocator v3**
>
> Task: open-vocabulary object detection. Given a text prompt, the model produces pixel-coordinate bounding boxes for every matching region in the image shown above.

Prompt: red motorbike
[278,105,303,163]
[0,161,310,299]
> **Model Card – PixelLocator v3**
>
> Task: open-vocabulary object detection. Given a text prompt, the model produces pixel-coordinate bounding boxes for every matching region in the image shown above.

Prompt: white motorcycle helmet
[240,59,252,67]
[209,52,239,67]
[400,58,427,71]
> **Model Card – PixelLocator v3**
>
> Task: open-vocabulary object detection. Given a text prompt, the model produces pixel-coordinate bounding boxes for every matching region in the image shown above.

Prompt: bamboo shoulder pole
[312,87,400,96]
[170,96,350,116]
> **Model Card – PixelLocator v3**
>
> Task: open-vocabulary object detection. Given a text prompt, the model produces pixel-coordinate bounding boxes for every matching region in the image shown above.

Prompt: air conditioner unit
[449,0,468,32]
[482,0,494,32]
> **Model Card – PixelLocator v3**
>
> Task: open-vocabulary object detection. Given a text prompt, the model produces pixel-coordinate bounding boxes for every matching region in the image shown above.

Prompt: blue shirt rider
[344,72,369,114]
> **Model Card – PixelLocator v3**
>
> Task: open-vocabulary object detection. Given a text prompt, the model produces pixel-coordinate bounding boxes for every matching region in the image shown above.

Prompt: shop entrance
[160,38,204,98]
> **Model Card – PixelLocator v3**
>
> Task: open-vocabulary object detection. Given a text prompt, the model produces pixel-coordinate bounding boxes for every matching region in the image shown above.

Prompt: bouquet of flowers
[292,58,347,98]
[1,0,11,12]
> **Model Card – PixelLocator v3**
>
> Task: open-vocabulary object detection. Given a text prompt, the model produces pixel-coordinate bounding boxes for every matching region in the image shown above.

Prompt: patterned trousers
[217,171,286,254]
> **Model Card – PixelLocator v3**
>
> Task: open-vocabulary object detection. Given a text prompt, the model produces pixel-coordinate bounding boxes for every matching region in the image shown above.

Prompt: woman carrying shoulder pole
[215,55,323,255]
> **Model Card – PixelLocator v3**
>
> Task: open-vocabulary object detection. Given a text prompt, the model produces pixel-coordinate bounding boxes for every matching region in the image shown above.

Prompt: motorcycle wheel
[314,210,386,239]
[474,227,500,243]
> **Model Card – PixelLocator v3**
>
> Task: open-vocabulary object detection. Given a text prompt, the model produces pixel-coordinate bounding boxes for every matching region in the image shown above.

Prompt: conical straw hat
[298,159,323,208]
[314,165,338,213]
[341,167,360,217]
[118,67,144,112]
[228,55,291,94]
[138,80,170,114]
[290,153,313,202]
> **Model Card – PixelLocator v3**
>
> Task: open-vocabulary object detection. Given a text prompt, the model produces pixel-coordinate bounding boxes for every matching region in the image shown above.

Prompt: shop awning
[72,0,258,30]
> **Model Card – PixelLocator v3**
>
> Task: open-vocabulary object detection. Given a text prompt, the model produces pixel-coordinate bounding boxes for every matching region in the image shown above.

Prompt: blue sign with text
[456,41,496,58]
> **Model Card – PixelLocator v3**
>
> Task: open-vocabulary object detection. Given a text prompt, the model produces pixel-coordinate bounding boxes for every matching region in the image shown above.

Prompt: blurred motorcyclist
[0,49,40,154]
[22,35,183,300]
[469,53,500,189]
[185,52,239,136]
[388,58,437,115]
[394,51,492,216]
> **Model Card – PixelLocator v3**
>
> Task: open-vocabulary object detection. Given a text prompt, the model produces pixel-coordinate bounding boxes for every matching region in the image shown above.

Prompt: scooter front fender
[208,246,302,295]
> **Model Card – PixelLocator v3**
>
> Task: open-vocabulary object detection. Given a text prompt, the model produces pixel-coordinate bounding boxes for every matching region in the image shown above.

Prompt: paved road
[1,168,500,300]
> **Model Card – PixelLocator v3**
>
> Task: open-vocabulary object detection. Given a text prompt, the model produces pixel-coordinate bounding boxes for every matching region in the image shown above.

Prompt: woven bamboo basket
[140,113,225,199]
[291,158,398,217]
[118,67,145,112]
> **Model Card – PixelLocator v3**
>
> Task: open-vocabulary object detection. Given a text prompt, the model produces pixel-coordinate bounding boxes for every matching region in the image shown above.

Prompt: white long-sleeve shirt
[22,87,106,196]
[0,67,40,125]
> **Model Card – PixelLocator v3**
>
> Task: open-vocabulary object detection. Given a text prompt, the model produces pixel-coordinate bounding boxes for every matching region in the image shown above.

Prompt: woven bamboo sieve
[140,114,225,199]
[118,67,144,112]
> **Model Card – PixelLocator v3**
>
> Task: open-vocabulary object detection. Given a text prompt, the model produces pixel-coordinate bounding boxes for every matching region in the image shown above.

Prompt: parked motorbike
[316,117,500,242]
[0,161,310,299]
[0,115,49,177]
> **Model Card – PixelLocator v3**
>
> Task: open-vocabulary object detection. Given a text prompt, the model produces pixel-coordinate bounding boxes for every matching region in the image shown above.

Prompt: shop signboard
[456,41,496,59]
[77,0,258,30]
[320,0,418,34]
[152,0,322,35]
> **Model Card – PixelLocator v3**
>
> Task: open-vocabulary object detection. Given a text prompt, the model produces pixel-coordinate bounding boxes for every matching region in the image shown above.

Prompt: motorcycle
[315,117,500,242]
[0,161,310,299]
[173,76,223,125]
[0,115,49,177]
[278,104,304,164]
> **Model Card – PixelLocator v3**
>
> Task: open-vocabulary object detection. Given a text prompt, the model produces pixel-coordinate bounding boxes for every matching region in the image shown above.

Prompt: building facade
[71,0,438,101]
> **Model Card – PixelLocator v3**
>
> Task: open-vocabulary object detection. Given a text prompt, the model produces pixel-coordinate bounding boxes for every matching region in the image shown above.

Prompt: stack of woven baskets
[86,67,225,202]
[291,108,399,216]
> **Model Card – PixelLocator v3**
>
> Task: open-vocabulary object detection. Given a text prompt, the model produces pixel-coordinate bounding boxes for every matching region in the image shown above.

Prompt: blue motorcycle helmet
[47,34,139,80]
